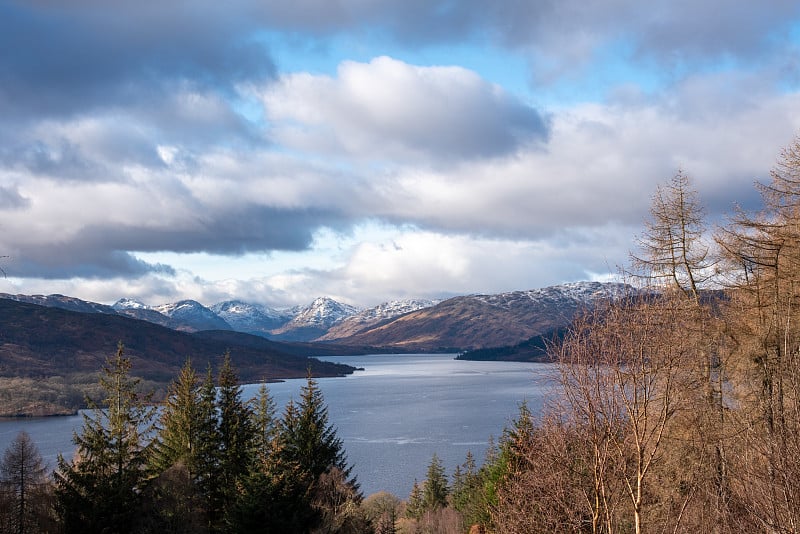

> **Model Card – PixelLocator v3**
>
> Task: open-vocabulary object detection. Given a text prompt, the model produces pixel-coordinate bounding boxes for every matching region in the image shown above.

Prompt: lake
[0,354,558,497]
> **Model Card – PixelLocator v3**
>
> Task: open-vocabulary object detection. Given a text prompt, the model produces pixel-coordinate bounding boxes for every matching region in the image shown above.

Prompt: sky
[2,1,800,309]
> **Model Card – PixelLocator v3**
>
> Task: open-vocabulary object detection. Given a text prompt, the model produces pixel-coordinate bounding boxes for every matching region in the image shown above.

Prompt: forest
[6,137,800,533]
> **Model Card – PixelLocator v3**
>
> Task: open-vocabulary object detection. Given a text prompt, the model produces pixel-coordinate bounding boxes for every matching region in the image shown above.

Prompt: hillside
[325,282,629,351]
[0,298,357,416]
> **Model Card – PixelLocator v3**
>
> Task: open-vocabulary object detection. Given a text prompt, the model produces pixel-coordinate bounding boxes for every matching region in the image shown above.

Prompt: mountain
[210,300,292,336]
[324,282,632,351]
[0,298,357,416]
[319,299,439,340]
[153,299,232,332]
[2,281,632,354]
[270,297,361,341]
[0,293,117,314]
[112,298,183,329]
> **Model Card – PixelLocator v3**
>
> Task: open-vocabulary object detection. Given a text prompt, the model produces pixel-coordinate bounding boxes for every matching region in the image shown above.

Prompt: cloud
[262,56,548,163]
[0,1,276,119]
[1,1,799,306]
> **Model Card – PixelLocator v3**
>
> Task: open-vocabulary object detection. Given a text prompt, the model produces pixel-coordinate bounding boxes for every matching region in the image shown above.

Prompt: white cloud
[261,56,548,164]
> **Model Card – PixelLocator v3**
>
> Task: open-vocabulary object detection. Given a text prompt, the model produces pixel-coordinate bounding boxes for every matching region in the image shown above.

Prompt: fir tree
[278,371,352,482]
[271,371,358,530]
[195,363,223,529]
[405,480,424,520]
[146,359,206,531]
[422,453,448,512]
[215,352,255,524]
[250,382,278,457]
[54,343,156,534]
[150,359,202,476]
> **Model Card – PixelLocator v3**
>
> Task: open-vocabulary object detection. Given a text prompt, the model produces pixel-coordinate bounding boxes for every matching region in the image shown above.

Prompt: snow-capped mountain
[210,300,292,335]
[112,298,150,310]
[153,300,232,332]
[319,298,440,340]
[325,282,635,350]
[472,281,631,311]
[269,297,360,341]
[1,281,637,350]
[289,297,361,329]
[0,293,117,314]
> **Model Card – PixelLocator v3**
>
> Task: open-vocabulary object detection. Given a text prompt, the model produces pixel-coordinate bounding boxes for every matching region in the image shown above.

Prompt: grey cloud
[4,204,349,279]
[0,1,276,119]
[264,1,800,85]
[0,186,29,210]
[10,248,174,280]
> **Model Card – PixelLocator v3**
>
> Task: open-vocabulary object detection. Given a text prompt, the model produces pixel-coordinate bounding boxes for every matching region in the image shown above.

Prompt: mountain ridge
[3,281,631,351]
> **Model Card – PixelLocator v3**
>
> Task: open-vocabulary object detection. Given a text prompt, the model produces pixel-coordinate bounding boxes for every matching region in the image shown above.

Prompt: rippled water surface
[0,354,558,497]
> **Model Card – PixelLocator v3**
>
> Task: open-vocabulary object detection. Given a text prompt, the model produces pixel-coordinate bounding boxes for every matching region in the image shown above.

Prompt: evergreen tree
[421,453,448,512]
[451,451,484,527]
[279,372,352,482]
[250,382,278,457]
[195,363,223,529]
[150,359,202,476]
[146,359,206,531]
[271,372,358,531]
[54,343,156,533]
[215,352,255,524]
[405,480,424,520]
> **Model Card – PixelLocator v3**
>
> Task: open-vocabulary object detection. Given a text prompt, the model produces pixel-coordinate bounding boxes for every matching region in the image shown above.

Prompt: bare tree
[556,294,694,534]
[631,170,714,301]
[715,137,800,531]
[0,431,51,534]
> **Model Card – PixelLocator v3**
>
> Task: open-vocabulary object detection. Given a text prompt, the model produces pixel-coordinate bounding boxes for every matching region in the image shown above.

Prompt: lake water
[0,354,558,497]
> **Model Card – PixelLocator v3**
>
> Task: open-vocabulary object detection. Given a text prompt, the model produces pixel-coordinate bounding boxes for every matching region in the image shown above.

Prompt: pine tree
[451,451,484,527]
[54,343,156,533]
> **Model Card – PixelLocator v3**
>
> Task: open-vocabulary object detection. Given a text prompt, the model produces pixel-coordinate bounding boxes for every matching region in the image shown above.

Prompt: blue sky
[2,1,800,308]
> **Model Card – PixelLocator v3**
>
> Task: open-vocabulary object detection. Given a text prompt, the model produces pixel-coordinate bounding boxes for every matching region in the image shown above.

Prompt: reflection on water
[0,354,557,497]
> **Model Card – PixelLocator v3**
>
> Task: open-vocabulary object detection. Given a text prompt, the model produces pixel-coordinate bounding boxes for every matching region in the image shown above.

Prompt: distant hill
[0,298,358,416]
[456,328,567,362]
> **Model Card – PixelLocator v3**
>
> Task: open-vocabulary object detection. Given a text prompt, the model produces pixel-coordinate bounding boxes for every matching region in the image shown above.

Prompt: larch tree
[632,170,730,526]
[715,137,800,530]
[631,169,714,301]
[0,431,50,534]
[54,343,156,534]
[555,294,693,534]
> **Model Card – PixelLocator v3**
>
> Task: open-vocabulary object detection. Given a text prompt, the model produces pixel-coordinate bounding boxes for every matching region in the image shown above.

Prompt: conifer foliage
[54,343,156,533]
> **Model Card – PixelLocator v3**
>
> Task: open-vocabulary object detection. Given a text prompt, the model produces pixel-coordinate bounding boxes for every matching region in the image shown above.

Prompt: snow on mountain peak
[112,298,150,310]
[289,297,360,328]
